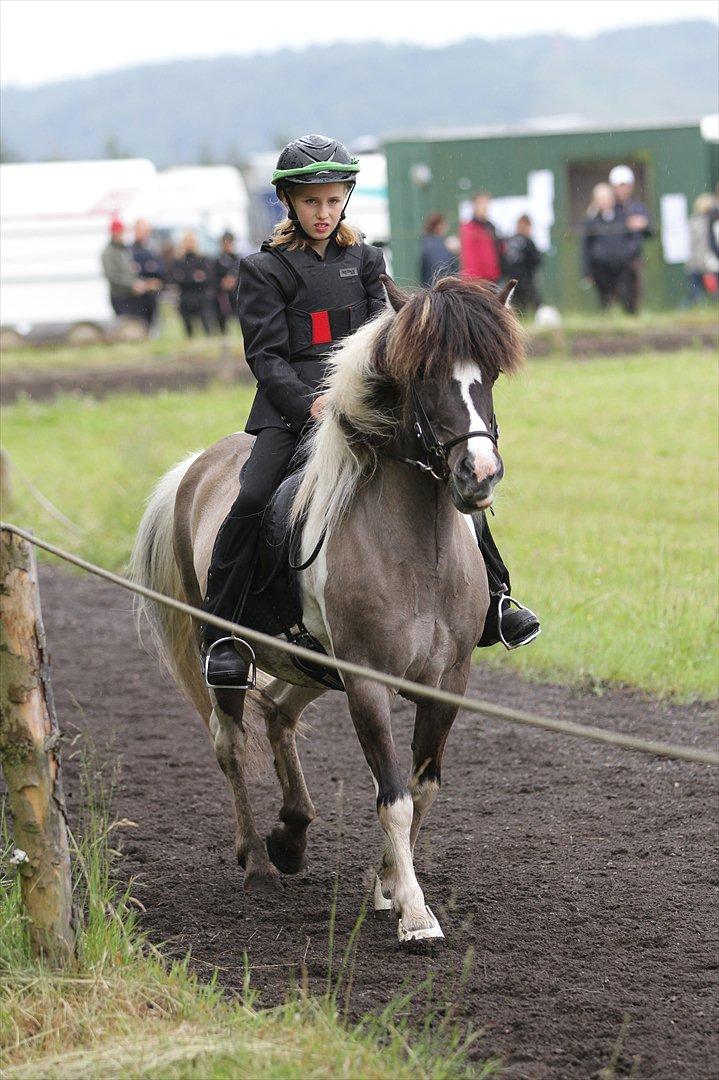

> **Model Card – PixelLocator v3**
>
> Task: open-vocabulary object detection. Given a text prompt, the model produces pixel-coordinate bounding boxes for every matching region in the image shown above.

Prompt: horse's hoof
[243,870,283,898]
[266,829,306,875]
[373,874,394,918]
[397,906,444,949]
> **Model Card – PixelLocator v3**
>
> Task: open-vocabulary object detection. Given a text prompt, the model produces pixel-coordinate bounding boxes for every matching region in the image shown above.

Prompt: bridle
[390,382,500,483]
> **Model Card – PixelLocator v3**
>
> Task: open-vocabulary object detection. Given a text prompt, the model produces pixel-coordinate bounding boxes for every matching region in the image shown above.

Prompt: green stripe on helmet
[271,158,360,183]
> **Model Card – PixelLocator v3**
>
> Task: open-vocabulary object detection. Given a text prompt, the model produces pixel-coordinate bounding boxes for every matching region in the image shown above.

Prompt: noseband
[392,383,499,483]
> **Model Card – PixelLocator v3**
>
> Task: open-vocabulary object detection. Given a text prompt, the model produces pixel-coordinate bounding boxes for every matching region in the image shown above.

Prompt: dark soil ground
[2,327,715,403]
[36,566,718,1078]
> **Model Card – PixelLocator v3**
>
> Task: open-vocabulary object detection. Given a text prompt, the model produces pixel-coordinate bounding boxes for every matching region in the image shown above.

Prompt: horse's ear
[497,279,518,307]
[381,274,409,313]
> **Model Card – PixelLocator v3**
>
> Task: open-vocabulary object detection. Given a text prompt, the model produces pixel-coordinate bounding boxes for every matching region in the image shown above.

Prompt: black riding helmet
[271,134,360,240]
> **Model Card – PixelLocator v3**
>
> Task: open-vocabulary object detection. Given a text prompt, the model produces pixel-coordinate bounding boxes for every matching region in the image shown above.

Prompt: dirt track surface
[39,566,718,1079]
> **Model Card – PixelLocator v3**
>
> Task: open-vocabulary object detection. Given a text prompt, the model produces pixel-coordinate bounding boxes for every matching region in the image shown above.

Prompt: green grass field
[1,349,717,700]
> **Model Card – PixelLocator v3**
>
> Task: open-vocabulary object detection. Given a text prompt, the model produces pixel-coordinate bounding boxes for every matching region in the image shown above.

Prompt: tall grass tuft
[1,750,494,1078]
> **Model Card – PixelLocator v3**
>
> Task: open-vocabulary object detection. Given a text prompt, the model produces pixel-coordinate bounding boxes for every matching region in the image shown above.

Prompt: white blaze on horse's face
[452,361,498,483]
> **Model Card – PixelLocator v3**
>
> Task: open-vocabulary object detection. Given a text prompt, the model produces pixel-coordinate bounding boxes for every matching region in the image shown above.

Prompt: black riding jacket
[238,239,387,435]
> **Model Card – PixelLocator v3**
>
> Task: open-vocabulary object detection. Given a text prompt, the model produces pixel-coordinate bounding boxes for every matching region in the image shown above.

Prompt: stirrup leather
[204,636,257,690]
[497,594,541,651]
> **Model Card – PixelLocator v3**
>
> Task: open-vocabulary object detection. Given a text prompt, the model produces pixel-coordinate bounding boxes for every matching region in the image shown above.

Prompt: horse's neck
[367,456,465,554]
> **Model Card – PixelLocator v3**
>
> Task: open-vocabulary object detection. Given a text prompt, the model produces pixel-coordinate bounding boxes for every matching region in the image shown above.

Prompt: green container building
[383,119,719,310]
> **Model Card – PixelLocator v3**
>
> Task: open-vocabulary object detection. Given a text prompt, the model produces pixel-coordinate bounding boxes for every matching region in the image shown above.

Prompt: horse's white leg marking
[378,795,440,936]
[453,361,497,481]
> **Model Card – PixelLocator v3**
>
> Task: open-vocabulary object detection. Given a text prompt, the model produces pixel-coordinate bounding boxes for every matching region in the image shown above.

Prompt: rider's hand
[310,394,328,421]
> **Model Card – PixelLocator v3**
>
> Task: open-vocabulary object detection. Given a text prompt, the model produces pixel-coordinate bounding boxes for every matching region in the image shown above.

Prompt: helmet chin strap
[283,183,356,243]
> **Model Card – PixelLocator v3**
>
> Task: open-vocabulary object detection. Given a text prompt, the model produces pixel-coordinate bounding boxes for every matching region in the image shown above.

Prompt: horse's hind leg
[260,681,324,875]
[210,688,281,897]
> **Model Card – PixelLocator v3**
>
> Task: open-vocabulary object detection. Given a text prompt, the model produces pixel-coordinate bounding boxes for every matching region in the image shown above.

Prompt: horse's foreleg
[209,690,281,897]
[409,693,459,851]
[375,672,463,924]
[345,677,441,942]
[261,682,322,875]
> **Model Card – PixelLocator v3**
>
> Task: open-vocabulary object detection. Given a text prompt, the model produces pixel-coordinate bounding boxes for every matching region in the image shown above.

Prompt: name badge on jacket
[339,267,359,278]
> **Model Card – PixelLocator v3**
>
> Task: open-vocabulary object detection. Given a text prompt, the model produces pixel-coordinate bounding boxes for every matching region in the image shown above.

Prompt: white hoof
[397,905,444,945]
[373,874,394,917]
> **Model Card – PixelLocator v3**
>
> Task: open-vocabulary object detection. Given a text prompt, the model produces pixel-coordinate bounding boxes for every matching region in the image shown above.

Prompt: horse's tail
[129,453,274,753]
[129,452,216,721]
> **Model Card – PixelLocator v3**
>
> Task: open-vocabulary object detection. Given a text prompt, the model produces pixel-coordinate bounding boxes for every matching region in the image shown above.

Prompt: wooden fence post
[0,528,75,964]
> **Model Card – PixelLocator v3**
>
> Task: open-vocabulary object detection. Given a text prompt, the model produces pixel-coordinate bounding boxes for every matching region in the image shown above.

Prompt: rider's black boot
[477,589,541,650]
[200,519,258,689]
[474,513,541,651]
[202,635,255,689]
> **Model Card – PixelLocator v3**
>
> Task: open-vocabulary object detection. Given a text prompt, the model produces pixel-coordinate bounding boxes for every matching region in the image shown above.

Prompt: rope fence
[2,520,717,768]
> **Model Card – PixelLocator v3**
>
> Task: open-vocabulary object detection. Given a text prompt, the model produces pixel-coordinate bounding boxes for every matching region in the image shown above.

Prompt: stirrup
[204,636,257,691]
[497,594,541,651]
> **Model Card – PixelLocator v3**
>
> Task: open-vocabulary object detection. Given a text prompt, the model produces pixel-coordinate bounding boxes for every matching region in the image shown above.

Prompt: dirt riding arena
[42,566,717,1078]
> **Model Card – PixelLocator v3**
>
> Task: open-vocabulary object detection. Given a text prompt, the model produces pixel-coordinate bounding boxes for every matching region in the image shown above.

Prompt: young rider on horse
[201,134,540,686]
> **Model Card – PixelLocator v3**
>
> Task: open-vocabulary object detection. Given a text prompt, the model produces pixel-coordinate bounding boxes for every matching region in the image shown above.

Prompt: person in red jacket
[460,191,503,282]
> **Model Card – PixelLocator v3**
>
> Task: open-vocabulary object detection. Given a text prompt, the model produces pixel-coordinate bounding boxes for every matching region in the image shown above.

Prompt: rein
[388,383,499,483]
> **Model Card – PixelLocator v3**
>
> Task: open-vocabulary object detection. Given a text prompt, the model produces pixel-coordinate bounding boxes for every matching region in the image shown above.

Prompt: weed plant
[0,754,494,1079]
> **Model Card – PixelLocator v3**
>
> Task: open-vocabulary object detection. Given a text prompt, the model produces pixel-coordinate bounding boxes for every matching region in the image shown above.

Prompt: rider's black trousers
[202,426,300,642]
[201,426,511,643]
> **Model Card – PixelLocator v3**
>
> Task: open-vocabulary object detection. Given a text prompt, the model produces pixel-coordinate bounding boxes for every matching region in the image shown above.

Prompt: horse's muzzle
[450,452,503,512]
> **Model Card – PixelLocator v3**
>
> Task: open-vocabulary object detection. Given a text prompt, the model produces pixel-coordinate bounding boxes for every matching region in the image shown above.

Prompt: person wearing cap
[608,164,652,314]
[101,219,144,316]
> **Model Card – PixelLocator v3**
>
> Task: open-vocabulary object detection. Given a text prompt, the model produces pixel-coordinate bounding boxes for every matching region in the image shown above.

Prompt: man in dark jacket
[460,192,503,283]
[213,231,240,333]
[129,219,165,329]
[420,213,459,285]
[609,165,652,314]
[172,232,213,336]
[502,214,542,313]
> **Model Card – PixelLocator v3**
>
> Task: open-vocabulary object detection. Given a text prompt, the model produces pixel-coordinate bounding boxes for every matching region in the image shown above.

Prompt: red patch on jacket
[310,310,333,345]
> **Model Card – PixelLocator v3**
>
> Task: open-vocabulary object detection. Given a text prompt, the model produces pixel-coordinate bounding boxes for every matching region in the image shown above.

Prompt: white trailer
[0,159,157,341]
[0,160,251,343]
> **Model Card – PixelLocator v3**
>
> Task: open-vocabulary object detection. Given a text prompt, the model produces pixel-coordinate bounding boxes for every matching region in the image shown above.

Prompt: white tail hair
[128,452,211,719]
[128,453,274,739]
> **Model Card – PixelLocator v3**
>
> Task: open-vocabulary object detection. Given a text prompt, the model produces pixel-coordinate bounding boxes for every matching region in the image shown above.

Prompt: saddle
[239,472,344,692]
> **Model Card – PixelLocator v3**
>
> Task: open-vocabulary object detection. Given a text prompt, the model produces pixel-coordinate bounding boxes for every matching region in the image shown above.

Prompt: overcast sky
[2,0,717,88]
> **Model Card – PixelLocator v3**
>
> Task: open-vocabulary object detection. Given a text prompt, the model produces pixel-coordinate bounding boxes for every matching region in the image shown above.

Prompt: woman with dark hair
[420,213,459,285]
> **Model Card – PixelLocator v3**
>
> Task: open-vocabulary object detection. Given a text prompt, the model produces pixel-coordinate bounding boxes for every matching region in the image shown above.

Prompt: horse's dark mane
[372,276,525,385]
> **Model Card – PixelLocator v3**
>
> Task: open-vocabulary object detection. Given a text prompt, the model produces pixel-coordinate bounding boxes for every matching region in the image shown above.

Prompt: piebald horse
[130,275,524,945]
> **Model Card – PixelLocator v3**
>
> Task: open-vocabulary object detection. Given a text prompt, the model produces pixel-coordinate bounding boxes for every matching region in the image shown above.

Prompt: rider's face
[286,182,347,243]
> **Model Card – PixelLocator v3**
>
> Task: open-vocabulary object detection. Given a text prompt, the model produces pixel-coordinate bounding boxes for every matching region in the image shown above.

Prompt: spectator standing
[172,232,213,337]
[129,219,165,329]
[101,219,143,316]
[609,164,652,314]
[582,183,636,312]
[685,194,719,304]
[502,214,542,313]
[213,231,240,333]
[420,213,459,285]
[460,192,503,284]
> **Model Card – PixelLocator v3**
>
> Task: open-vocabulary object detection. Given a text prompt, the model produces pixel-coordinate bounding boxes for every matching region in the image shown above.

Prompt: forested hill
[2,20,717,165]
